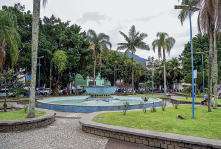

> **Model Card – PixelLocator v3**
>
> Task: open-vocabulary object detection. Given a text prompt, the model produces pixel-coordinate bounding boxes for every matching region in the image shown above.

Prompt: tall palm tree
[117,25,150,94]
[198,0,221,110]
[87,29,112,85]
[28,0,48,118]
[0,10,20,72]
[152,32,175,96]
[168,58,182,89]
[178,0,221,111]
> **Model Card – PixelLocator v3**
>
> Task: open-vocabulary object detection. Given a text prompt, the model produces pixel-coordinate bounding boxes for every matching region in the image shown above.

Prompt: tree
[117,25,150,94]
[87,29,112,86]
[28,0,48,118]
[152,32,175,96]
[184,72,208,91]
[168,58,183,89]
[51,50,67,95]
[179,34,209,73]
[178,0,221,111]
[0,10,20,72]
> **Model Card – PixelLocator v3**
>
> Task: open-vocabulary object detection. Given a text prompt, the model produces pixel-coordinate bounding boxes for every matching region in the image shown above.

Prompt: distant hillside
[118,52,147,66]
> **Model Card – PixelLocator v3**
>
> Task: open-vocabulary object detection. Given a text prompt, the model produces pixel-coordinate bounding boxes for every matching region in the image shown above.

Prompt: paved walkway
[0,112,108,149]
[0,97,177,149]
[0,110,159,149]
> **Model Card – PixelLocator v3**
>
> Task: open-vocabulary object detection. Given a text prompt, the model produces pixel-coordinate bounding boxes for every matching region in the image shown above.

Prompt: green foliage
[52,50,67,74]
[182,87,192,94]
[0,9,20,71]
[184,72,208,89]
[123,102,129,115]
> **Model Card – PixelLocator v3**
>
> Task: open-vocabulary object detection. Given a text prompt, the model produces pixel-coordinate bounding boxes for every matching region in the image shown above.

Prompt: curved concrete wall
[37,99,162,113]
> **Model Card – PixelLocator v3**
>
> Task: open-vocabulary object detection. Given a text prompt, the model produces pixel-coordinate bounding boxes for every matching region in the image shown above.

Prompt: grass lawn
[0,109,46,120]
[0,103,7,106]
[93,105,221,140]
[179,92,204,96]
[177,97,221,104]
[132,94,165,97]
[0,97,29,101]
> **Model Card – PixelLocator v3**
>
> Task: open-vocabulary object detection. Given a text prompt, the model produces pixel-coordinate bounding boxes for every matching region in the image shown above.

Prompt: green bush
[182,87,192,93]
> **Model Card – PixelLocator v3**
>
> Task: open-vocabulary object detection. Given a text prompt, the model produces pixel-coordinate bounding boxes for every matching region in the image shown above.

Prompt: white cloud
[0,0,200,61]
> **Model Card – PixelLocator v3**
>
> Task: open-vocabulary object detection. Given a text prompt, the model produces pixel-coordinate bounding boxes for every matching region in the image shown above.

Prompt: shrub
[140,102,147,113]
[172,101,180,109]
[150,102,156,112]
[24,104,28,113]
[161,100,167,111]
[123,102,129,115]
[182,87,192,94]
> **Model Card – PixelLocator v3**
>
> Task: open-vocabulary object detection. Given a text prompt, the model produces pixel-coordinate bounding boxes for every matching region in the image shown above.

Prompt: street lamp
[144,71,148,92]
[37,56,44,97]
[147,57,155,96]
[196,51,208,99]
[175,0,200,118]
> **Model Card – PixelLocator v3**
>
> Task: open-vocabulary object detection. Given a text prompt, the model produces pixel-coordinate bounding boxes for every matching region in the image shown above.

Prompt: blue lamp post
[37,56,44,97]
[196,51,208,99]
[175,0,199,118]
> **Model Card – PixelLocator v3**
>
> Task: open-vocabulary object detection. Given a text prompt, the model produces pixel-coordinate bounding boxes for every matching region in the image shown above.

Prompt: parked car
[0,89,15,98]
[40,88,52,96]
[76,88,86,94]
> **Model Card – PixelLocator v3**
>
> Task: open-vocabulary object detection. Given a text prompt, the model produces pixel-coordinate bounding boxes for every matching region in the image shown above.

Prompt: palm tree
[87,29,111,86]
[168,58,182,90]
[117,25,150,94]
[0,10,20,72]
[177,0,221,111]
[152,32,175,96]
[28,0,48,118]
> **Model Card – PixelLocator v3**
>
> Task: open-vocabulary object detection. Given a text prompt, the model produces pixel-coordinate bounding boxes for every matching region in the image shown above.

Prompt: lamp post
[144,71,148,92]
[196,51,208,99]
[37,56,44,97]
[175,0,199,118]
[147,56,155,96]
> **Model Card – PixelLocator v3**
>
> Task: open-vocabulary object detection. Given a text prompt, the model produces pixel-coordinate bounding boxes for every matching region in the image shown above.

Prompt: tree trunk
[208,26,215,112]
[163,49,167,97]
[49,64,51,96]
[132,48,134,95]
[93,60,96,85]
[213,28,218,109]
[27,0,40,118]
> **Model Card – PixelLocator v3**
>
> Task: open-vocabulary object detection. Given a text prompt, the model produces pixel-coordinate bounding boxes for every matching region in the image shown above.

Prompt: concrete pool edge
[36,97,162,113]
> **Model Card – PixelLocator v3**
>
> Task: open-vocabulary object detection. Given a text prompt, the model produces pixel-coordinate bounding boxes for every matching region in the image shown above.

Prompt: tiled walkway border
[80,109,221,149]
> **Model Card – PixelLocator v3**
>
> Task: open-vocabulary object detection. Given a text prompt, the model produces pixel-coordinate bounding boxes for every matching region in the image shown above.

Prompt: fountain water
[37,86,162,112]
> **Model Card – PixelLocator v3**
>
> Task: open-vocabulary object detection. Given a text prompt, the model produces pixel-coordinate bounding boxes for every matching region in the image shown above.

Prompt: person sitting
[201,98,208,106]
[167,92,171,97]
[212,95,214,107]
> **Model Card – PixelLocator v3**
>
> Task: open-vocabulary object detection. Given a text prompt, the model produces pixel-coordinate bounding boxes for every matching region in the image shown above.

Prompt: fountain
[37,86,162,112]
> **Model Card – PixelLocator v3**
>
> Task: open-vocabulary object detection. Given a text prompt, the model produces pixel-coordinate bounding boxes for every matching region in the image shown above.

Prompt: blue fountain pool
[37,96,162,113]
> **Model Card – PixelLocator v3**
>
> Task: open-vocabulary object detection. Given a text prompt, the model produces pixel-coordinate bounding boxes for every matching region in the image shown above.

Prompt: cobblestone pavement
[0,112,108,149]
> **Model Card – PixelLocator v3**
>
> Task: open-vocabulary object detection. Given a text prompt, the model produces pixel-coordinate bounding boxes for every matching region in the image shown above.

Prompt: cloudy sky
[1,0,199,61]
